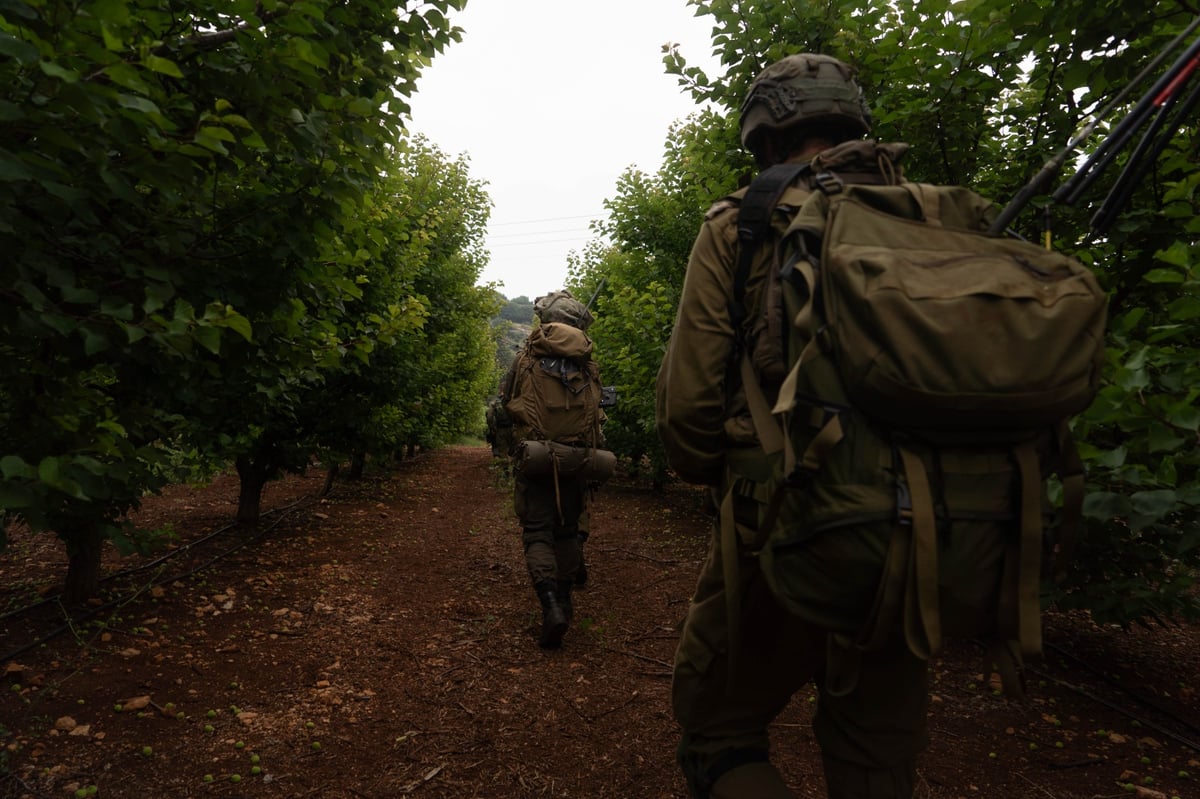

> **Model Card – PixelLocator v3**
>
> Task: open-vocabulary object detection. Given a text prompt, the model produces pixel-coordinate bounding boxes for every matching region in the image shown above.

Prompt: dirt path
[1,446,1198,798]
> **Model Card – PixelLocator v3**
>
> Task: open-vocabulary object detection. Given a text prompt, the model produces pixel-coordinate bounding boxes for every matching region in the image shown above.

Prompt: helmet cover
[739,53,872,159]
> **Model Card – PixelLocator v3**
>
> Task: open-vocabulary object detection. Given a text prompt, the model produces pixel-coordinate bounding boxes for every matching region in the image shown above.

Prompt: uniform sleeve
[655,209,739,486]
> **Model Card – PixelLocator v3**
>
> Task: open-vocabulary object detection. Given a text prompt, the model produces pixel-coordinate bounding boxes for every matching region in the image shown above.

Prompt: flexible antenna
[989,16,1200,234]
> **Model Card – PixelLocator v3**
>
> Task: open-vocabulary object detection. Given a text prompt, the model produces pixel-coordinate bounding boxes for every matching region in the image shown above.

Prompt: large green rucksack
[728,140,1108,694]
[505,322,605,449]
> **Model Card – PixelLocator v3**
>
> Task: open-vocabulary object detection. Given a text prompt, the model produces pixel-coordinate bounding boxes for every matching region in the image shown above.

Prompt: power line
[487,236,607,249]
[489,213,605,227]
[487,225,595,240]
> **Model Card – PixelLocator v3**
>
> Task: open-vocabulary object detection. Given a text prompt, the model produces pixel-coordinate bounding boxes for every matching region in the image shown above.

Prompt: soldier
[502,291,606,648]
[656,55,929,798]
[485,394,511,460]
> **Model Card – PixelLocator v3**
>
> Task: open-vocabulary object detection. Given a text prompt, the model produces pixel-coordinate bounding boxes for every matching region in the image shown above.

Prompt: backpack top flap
[528,322,593,360]
[508,322,602,445]
[803,183,1108,430]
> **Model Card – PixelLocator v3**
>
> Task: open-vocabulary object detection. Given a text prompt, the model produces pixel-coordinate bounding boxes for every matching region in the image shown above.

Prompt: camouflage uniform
[655,54,929,799]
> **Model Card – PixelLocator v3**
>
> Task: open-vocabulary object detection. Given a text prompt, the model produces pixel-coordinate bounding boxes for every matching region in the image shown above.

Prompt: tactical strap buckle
[813,171,845,195]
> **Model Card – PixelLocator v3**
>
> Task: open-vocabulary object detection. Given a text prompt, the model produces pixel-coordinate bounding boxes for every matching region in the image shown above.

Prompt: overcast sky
[404,0,722,301]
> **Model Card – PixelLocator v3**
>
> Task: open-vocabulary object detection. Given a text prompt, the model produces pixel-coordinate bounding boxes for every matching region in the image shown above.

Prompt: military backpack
[726,140,1108,694]
[505,321,606,453]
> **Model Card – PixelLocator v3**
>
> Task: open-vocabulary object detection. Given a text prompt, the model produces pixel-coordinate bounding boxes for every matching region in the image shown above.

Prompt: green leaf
[0,31,40,63]
[193,128,230,154]
[194,325,221,354]
[60,285,99,303]
[0,0,39,20]
[221,311,253,341]
[348,97,374,116]
[39,60,80,82]
[0,456,34,479]
[1155,240,1192,268]
[37,457,59,485]
[1095,446,1127,469]
[1147,422,1186,453]
[100,297,135,321]
[117,93,163,115]
[80,327,110,355]
[197,125,236,143]
[1170,404,1200,432]
[1130,489,1178,521]
[104,62,150,93]
[1166,295,1200,321]
[1143,268,1184,284]
[0,149,32,181]
[142,54,184,78]
[101,22,123,52]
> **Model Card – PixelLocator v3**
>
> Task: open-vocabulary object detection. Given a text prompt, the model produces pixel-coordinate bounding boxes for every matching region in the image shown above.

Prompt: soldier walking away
[656,55,929,798]
[502,290,612,649]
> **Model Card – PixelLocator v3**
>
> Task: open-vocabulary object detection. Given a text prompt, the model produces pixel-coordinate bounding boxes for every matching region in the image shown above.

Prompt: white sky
[404,0,721,301]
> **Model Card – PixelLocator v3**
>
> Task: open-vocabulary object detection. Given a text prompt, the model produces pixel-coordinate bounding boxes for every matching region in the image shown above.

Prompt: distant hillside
[490,293,534,384]
[496,294,533,325]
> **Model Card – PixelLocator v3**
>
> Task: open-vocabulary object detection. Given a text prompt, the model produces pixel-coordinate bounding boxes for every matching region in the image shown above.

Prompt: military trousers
[514,469,585,586]
[673,518,930,799]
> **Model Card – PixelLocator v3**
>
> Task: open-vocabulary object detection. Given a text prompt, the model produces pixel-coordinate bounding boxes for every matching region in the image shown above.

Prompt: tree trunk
[64,525,105,604]
[348,452,366,480]
[235,455,268,526]
[321,463,340,497]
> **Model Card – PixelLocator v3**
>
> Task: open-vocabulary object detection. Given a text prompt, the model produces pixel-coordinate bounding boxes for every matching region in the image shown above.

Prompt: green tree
[632,0,1200,624]
[569,113,739,481]
[272,136,497,489]
[0,0,464,598]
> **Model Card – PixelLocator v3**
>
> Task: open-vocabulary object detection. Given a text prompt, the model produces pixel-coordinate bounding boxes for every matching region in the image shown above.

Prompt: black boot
[535,580,567,649]
[556,580,574,626]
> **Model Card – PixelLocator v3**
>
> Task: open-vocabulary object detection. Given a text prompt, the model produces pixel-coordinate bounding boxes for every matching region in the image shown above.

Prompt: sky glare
[405,0,722,301]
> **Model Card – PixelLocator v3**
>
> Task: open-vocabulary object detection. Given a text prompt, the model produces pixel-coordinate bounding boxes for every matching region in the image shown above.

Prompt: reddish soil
[0,445,1197,799]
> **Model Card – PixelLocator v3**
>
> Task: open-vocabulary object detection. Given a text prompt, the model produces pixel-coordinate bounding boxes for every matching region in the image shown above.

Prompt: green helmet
[739,53,872,161]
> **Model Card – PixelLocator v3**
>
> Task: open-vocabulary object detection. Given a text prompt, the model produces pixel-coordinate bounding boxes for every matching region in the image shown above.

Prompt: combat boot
[535,580,567,649]
[555,580,574,625]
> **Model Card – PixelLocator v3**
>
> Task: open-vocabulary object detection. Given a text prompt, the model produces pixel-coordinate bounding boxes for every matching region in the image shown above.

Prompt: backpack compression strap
[731,162,813,325]
[717,162,813,687]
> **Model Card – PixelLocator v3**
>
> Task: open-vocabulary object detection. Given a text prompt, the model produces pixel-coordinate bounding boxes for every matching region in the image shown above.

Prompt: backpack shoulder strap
[731,162,813,325]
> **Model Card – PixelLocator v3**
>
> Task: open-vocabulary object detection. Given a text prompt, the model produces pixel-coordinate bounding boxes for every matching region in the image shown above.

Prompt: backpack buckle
[813,171,844,195]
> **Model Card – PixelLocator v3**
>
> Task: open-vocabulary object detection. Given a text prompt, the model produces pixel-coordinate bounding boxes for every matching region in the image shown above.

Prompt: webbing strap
[770,259,818,422]
[979,442,1045,701]
[898,447,942,659]
[1014,442,1044,657]
[732,163,812,318]
[901,182,943,225]
[852,524,912,657]
[740,355,784,456]
[718,485,743,692]
[549,451,565,524]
